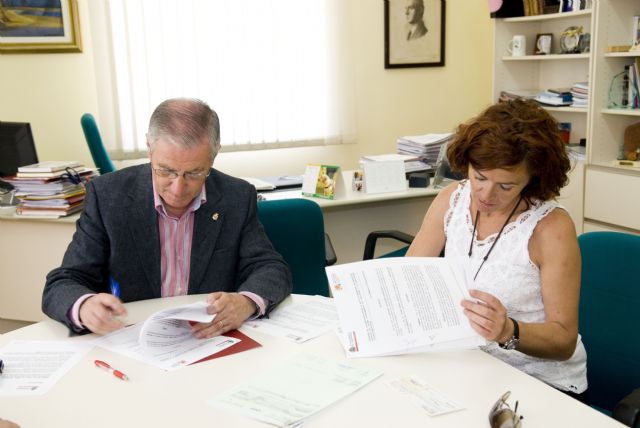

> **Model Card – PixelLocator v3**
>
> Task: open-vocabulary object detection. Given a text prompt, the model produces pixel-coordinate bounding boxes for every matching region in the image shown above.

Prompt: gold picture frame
[0,0,82,53]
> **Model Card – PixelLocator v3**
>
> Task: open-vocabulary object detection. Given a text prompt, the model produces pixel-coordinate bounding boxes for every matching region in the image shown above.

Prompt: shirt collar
[152,177,207,219]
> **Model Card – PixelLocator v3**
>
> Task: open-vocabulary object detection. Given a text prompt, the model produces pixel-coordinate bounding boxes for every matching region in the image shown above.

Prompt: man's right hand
[0,418,20,428]
[78,293,128,335]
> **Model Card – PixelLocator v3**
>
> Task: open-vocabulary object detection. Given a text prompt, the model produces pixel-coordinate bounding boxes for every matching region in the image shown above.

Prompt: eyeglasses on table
[489,390,523,428]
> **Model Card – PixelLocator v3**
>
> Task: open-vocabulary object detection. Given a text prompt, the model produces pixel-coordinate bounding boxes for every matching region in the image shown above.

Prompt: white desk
[0,294,622,428]
[0,185,437,322]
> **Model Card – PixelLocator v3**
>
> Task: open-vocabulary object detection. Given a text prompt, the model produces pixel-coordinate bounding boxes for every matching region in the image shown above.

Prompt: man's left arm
[233,192,292,312]
[193,190,292,339]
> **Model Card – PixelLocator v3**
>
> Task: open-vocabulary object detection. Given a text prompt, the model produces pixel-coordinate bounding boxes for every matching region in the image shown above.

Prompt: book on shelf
[540,90,573,102]
[623,64,631,107]
[499,89,540,102]
[15,167,94,179]
[548,87,573,97]
[606,45,632,53]
[16,203,84,218]
[325,257,485,358]
[543,0,561,14]
[534,95,572,106]
[17,161,81,173]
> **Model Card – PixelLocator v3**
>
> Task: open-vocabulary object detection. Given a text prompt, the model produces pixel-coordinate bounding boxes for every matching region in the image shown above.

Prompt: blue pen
[109,277,121,298]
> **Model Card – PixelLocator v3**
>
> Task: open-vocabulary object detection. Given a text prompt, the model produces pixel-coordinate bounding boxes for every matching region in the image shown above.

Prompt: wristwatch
[499,317,520,350]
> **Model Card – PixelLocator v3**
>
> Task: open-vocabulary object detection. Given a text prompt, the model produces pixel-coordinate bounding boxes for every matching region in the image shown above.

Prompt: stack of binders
[1,161,97,218]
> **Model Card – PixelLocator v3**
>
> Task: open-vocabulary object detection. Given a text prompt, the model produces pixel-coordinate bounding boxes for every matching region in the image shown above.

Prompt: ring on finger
[218,320,224,330]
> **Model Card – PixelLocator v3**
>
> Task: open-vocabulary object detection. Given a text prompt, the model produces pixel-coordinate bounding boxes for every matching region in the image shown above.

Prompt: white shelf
[604,51,640,57]
[502,54,590,61]
[502,10,592,23]
[601,108,640,116]
[545,106,588,113]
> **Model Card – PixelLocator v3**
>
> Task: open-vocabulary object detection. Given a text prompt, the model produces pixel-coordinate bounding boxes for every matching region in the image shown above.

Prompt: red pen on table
[94,360,129,381]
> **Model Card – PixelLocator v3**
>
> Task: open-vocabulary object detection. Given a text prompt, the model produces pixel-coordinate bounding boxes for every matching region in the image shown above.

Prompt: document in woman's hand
[325,257,486,358]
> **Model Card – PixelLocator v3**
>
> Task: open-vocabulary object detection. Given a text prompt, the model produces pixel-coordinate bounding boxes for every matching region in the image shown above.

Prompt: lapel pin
[212,213,219,221]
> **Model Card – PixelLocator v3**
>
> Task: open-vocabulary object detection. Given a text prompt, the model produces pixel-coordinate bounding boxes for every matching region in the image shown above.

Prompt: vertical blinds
[95,0,356,158]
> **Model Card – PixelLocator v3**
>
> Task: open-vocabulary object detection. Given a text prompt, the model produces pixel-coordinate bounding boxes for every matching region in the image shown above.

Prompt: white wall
[0,0,494,176]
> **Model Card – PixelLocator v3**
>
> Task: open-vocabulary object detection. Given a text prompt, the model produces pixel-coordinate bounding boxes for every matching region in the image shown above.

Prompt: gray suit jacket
[42,165,292,333]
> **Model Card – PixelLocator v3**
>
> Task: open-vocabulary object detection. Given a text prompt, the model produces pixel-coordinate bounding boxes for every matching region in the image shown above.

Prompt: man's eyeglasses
[152,167,210,181]
[489,391,523,428]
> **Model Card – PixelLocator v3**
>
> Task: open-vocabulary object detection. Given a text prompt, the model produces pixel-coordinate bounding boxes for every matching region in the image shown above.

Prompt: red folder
[191,329,262,365]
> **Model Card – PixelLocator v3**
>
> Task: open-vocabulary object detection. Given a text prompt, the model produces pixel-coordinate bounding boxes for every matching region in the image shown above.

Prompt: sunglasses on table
[489,391,523,428]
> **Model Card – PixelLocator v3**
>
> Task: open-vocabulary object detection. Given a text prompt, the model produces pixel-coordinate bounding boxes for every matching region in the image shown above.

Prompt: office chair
[257,198,336,297]
[578,231,640,427]
[80,113,116,174]
[363,230,414,260]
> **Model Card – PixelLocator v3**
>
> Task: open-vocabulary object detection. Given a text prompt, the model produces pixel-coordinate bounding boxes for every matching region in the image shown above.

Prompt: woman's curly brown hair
[446,99,570,201]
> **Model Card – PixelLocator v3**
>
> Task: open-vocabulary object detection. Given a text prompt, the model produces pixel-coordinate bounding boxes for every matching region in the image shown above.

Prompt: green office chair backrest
[81,113,116,174]
[578,231,640,412]
[257,198,330,297]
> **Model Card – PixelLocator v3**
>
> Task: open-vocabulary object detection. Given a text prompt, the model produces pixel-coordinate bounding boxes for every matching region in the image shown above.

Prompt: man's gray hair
[147,98,221,162]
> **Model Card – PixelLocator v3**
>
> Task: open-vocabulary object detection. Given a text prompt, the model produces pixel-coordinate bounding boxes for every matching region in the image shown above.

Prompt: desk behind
[0,295,621,428]
[0,185,436,322]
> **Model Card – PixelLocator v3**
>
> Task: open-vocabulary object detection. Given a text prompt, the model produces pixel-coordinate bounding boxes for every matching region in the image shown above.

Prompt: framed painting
[384,0,445,68]
[0,0,82,53]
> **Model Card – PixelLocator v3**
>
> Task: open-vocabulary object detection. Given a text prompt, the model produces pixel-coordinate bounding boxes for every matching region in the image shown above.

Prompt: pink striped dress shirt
[153,185,204,297]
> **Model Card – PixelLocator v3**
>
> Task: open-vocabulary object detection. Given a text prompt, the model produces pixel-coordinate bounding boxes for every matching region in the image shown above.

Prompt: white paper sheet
[207,352,383,427]
[243,297,339,343]
[0,340,92,396]
[386,376,464,417]
[326,257,485,357]
[94,301,239,371]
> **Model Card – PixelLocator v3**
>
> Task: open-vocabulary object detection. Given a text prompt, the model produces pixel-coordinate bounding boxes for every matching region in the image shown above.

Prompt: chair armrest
[614,388,640,428]
[363,230,415,260]
[325,233,337,266]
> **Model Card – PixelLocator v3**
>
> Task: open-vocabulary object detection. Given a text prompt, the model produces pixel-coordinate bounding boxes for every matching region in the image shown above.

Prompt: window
[90,0,356,159]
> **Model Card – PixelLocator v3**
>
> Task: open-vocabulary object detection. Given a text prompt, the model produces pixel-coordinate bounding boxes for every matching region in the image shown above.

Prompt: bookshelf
[587,0,640,232]
[493,7,593,232]
[494,2,640,235]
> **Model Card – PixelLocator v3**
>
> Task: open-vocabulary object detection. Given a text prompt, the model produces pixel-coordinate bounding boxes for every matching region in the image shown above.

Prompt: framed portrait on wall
[0,0,82,53]
[384,0,446,68]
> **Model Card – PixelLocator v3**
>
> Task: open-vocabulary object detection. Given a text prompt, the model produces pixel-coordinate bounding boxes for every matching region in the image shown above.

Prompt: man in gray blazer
[42,98,292,336]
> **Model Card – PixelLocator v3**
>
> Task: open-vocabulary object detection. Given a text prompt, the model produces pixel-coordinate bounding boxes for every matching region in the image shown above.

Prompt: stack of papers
[1,161,97,218]
[239,177,276,191]
[325,257,485,358]
[534,90,572,106]
[0,340,92,396]
[396,133,453,167]
[94,301,241,371]
[360,153,431,173]
[208,352,382,427]
[243,297,339,343]
[570,82,589,108]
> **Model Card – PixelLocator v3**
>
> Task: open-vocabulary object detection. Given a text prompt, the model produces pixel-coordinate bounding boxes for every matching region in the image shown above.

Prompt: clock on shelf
[560,26,583,54]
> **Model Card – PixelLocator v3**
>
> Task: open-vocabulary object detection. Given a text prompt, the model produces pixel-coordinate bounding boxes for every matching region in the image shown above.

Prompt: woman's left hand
[461,289,511,343]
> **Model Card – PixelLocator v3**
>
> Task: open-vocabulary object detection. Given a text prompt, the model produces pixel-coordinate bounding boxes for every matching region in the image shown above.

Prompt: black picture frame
[384,0,446,68]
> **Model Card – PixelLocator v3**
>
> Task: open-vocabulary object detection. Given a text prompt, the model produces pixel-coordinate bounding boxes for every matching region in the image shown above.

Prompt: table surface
[0,294,623,428]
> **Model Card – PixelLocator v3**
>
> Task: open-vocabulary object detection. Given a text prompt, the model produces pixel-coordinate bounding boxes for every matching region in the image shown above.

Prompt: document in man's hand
[94,302,241,371]
[325,257,485,358]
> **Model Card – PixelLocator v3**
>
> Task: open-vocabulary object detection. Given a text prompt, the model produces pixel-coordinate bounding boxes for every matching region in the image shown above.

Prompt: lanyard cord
[468,195,523,281]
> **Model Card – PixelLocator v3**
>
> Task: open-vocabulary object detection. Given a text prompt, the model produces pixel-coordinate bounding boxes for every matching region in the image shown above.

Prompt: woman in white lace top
[407,99,588,401]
